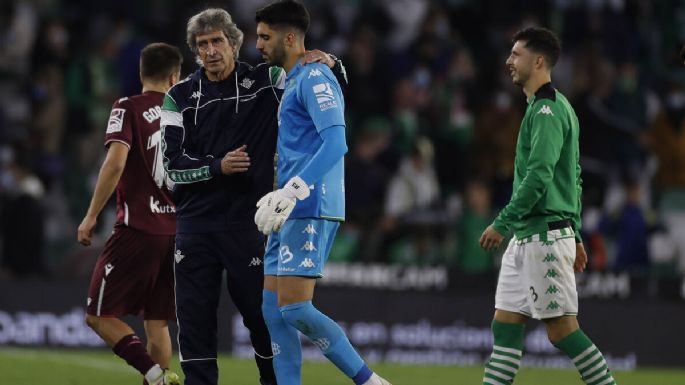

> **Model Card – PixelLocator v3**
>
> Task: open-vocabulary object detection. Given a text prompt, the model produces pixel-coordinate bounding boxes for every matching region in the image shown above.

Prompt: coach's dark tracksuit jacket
[160,60,347,385]
[162,61,283,233]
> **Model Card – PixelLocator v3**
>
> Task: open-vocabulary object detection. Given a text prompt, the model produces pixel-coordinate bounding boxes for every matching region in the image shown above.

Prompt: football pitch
[1,348,684,385]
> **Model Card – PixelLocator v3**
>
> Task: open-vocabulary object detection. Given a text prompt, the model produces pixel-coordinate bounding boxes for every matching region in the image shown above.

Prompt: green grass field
[1,347,684,385]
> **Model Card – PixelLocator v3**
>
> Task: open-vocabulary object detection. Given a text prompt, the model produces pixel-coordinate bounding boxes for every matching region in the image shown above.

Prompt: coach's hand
[221,145,250,175]
[480,225,504,251]
[78,215,97,246]
[254,176,310,234]
[302,49,335,68]
[574,242,588,273]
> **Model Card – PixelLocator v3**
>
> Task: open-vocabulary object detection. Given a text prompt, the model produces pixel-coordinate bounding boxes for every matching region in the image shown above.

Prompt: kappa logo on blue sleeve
[308,68,323,78]
[312,82,337,111]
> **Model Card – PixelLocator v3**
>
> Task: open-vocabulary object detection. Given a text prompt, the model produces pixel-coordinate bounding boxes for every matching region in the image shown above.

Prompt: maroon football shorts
[86,226,176,320]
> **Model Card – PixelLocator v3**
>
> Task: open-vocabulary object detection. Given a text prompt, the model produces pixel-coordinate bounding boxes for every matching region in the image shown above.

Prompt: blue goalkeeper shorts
[264,218,339,277]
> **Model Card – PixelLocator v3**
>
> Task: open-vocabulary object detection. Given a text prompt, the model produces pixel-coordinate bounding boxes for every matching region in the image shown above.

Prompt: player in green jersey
[479,27,617,385]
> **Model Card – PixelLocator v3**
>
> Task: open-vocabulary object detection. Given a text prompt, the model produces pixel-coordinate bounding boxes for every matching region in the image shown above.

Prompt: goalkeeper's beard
[264,45,286,67]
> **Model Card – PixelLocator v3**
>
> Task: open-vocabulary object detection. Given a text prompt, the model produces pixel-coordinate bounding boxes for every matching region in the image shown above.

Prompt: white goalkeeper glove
[255,176,311,234]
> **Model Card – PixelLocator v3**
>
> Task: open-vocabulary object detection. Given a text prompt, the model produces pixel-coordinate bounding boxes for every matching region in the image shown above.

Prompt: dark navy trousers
[174,228,276,385]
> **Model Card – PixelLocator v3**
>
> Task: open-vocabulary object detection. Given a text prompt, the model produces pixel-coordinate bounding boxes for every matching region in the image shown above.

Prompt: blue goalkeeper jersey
[277,62,346,220]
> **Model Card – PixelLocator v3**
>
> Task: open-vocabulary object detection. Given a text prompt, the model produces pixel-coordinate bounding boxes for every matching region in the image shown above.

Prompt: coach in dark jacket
[160,8,346,385]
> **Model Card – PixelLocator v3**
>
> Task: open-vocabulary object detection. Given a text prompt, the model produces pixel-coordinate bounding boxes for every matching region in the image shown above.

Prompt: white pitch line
[0,348,134,373]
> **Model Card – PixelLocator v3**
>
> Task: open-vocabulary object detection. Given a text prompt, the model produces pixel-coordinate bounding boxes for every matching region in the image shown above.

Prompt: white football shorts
[494,227,579,320]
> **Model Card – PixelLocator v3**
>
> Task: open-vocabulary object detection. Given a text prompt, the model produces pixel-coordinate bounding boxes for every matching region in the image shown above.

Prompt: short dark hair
[255,0,310,34]
[140,43,183,81]
[512,27,561,68]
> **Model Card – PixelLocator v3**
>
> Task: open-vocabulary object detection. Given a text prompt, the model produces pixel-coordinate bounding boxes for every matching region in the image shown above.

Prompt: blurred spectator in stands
[111,17,144,97]
[379,0,429,53]
[433,47,478,194]
[646,74,685,273]
[30,17,69,186]
[342,24,393,124]
[382,137,442,265]
[599,176,655,274]
[336,117,393,262]
[63,17,121,222]
[572,56,616,272]
[0,144,47,278]
[0,1,37,78]
[574,57,617,210]
[452,179,496,273]
[406,3,454,78]
[472,80,522,207]
[0,1,37,144]
[611,60,649,179]
[648,75,685,198]
[391,77,424,156]
[384,137,440,221]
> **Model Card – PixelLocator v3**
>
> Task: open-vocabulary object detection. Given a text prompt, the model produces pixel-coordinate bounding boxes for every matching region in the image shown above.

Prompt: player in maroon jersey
[77,43,183,385]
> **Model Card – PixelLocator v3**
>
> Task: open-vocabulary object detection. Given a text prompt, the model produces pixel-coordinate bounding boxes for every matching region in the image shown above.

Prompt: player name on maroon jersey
[104,91,176,235]
[142,106,162,123]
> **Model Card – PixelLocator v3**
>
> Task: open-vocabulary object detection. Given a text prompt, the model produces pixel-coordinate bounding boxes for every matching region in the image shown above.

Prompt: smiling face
[505,40,537,87]
[196,30,235,81]
[255,22,287,67]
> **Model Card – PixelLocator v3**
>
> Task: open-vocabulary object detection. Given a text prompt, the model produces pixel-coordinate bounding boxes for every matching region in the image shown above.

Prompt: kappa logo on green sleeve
[537,105,554,115]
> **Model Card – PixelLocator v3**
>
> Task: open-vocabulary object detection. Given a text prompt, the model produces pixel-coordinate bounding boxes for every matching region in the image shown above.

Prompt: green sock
[483,320,524,385]
[554,329,616,385]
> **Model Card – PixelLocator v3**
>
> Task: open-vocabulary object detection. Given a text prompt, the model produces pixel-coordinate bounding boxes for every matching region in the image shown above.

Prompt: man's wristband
[329,54,348,85]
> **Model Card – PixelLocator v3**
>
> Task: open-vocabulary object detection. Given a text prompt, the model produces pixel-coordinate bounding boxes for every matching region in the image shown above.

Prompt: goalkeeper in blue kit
[253,1,391,385]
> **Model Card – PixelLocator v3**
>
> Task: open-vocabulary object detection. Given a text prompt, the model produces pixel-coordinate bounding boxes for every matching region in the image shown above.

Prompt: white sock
[362,373,377,385]
[144,364,163,384]
[363,373,389,385]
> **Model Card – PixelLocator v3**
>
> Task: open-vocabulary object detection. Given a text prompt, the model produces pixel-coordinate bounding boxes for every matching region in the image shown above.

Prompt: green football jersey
[492,83,582,242]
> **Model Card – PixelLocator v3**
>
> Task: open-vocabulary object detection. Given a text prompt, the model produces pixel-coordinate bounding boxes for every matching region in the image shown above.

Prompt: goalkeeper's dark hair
[255,0,310,34]
[140,43,183,82]
[512,27,561,69]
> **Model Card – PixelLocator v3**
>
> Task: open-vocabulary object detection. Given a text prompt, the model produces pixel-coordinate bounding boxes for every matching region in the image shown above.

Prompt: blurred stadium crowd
[1,0,685,280]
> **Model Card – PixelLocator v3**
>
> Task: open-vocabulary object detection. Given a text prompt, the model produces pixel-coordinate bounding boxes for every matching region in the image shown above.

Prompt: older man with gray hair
[161,8,347,385]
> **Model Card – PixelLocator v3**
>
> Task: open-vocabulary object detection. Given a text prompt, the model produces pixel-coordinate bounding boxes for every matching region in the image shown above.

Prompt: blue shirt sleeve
[297,125,347,185]
[298,63,345,133]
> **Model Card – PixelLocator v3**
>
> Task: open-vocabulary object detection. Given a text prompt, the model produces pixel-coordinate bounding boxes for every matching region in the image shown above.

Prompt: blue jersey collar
[286,62,304,80]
